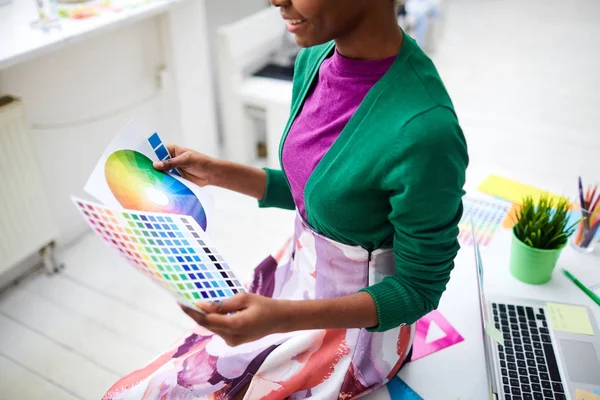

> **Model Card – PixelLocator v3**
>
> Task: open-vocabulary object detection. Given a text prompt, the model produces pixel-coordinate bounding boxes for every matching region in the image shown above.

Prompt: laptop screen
[470,218,496,400]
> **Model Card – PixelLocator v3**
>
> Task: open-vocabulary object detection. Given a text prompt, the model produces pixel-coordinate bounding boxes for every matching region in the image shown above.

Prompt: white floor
[1,0,599,399]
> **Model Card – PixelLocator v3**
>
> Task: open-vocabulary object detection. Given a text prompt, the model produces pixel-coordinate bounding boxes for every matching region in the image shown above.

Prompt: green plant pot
[509,229,565,285]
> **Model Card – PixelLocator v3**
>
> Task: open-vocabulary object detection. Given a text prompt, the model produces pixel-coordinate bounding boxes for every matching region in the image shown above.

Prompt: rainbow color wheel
[105,150,207,230]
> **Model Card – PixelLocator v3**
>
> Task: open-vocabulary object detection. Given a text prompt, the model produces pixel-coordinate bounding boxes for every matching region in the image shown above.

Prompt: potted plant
[510,194,576,284]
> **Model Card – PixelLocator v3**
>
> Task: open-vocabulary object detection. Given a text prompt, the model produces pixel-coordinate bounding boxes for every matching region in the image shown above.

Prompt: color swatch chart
[72,197,244,308]
[458,196,510,247]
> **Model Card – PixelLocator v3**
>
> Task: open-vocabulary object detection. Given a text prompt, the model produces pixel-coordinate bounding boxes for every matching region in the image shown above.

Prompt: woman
[103,0,468,398]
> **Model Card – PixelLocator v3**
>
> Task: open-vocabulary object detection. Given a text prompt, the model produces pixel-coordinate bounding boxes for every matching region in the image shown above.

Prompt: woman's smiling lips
[281,13,307,33]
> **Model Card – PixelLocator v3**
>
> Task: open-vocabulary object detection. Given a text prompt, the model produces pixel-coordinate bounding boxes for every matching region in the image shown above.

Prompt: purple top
[282,50,396,219]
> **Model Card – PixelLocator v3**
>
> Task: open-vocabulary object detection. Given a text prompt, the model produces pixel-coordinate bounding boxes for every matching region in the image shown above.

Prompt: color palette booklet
[73,122,243,311]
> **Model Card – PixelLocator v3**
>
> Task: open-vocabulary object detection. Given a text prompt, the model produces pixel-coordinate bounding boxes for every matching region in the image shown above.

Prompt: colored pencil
[588,185,597,205]
[562,269,600,307]
[573,179,600,247]
[579,176,586,208]
[582,221,600,247]
[590,189,600,215]
[579,177,591,234]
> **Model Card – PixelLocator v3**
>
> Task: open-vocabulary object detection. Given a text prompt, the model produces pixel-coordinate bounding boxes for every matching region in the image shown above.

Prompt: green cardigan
[258,34,469,332]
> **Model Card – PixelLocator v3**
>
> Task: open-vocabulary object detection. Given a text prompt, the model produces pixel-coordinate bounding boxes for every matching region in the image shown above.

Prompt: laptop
[472,229,600,400]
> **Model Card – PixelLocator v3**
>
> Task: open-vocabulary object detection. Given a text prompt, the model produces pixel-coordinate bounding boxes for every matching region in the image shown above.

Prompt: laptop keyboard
[492,303,566,400]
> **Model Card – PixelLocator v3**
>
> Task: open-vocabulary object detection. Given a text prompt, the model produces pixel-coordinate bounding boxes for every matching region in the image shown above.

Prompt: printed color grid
[458,197,510,247]
[72,197,243,308]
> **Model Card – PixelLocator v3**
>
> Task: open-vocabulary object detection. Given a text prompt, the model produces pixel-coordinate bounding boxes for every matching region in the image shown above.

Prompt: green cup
[509,229,565,285]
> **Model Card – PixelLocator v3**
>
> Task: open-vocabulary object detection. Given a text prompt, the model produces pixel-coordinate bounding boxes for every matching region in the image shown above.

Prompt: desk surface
[385,168,600,399]
[389,224,599,399]
[0,0,188,69]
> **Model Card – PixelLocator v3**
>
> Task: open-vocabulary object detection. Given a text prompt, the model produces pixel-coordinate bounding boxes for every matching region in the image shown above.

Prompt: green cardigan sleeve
[360,106,468,332]
[258,168,296,210]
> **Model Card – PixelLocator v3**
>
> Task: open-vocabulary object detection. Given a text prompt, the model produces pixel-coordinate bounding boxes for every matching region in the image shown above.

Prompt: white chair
[216,7,292,167]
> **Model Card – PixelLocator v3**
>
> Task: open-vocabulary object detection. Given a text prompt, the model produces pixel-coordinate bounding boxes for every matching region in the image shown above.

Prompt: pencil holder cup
[570,206,599,253]
[509,229,565,285]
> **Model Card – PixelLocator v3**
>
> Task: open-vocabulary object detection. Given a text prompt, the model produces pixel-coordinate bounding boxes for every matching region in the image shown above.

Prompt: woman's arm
[360,106,468,331]
[281,292,379,330]
[181,291,379,346]
[210,159,268,200]
[154,145,295,209]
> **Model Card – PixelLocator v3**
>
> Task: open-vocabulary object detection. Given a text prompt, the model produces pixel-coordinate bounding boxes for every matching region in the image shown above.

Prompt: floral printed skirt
[103,215,414,399]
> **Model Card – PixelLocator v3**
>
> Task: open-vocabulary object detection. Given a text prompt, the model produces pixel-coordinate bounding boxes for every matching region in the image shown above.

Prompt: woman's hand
[153,144,268,200]
[153,145,217,187]
[180,293,290,347]
[180,291,380,346]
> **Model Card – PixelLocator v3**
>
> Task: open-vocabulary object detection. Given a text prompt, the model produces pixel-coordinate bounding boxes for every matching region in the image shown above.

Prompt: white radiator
[0,96,59,276]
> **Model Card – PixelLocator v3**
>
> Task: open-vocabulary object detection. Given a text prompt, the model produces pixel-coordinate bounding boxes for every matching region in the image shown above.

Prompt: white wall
[0,18,182,247]
[430,0,600,194]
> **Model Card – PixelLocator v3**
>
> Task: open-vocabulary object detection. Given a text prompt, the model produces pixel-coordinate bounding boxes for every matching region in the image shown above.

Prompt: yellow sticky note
[485,321,505,346]
[547,303,594,336]
[575,389,600,400]
[478,174,568,205]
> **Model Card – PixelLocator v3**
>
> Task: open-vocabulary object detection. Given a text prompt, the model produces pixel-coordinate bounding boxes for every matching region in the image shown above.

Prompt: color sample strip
[147,132,181,177]
[458,197,510,247]
[72,197,244,309]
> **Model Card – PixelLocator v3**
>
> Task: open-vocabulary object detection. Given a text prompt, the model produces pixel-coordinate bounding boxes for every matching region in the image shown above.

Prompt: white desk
[0,0,185,70]
[374,169,600,400]
[384,224,598,399]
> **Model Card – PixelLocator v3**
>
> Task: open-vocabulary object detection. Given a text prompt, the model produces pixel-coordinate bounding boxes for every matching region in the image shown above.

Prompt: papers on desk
[478,174,569,205]
[477,173,600,243]
[546,303,595,336]
[458,196,511,247]
[575,389,600,400]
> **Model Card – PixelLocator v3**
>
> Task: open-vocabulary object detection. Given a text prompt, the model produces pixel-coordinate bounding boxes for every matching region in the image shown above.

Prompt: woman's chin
[292,34,327,49]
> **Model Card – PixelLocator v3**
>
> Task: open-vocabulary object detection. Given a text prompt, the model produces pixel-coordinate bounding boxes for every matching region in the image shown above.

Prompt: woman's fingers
[180,305,206,324]
[165,144,181,156]
[196,293,250,315]
[194,294,249,315]
[153,151,192,171]
[214,293,250,314]
[180,305,237,335]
